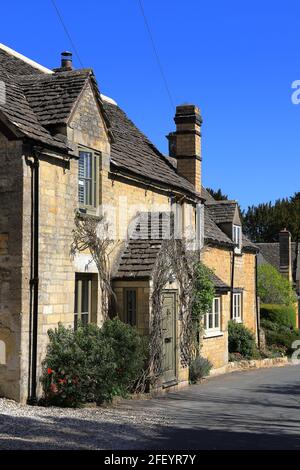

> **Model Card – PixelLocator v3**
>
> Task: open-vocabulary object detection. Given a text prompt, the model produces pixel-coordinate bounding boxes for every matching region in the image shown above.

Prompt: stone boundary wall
[209,356,290,377]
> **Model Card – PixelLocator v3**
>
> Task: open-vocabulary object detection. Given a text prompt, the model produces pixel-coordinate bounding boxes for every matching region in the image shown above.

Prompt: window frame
[74,274,93,329]
[204,296,221,334]
[78,147,100,211]
[232,292,243,323]
[233,224,242,253]
[124,288,137,327]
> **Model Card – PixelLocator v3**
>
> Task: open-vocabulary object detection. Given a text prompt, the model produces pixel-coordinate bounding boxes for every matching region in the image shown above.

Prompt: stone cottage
[0,44,259,402]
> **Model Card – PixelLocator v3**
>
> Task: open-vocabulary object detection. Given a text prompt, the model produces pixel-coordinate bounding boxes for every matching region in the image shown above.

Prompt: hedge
[260,304,297,329]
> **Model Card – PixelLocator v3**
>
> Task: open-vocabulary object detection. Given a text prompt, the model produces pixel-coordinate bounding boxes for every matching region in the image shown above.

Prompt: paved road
[0,364,300,449]
[126,364,300,450]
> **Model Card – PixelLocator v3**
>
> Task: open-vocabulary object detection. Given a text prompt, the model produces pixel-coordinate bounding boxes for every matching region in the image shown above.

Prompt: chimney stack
[279,228,292,281]
[167,104,202,193]
[61,51,73,70]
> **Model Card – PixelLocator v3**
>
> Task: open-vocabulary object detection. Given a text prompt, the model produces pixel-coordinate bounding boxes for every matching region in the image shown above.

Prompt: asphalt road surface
[0,364,299,450]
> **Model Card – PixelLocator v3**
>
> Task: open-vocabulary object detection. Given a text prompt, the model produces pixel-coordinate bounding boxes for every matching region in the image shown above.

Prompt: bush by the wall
[257,264,297,305]
[260,304,297,329]
[261,322,300,356]
[189,356,212,383]
[228,320,259,359]
[41,319,147,407]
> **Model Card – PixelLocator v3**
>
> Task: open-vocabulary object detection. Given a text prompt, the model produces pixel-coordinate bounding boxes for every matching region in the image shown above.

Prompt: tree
[242,192,300,242]
[206,188,228,201]
[257,264,297,306]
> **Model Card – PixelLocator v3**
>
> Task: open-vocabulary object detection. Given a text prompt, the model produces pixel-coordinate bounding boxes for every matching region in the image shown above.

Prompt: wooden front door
[162,291,177,384]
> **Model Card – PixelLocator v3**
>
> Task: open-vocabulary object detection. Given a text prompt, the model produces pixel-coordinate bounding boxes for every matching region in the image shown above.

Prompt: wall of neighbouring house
[201,244,257,368]
[0,133,23,401]
[234,252,257,335]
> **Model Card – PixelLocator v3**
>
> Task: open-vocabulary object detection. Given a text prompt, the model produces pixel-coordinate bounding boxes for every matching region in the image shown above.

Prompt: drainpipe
[230,250,235,319]
[255,254,260,346]
[27,150,40,405]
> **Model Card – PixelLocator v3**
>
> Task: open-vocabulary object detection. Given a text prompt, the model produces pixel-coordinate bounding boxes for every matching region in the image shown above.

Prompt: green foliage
[262,324,300,356]
[206,188,228,201]
[41,319,147,407]
[260,304,297,329]
[191,262,215,353]
[189,356,212,383]
[192,262,215,320]
[242,192,300,242]
[228,320,259,359]
[257,264,297,306]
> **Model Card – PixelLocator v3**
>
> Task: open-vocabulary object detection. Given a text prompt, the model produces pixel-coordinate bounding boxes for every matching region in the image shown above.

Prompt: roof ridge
[0,43,52,74]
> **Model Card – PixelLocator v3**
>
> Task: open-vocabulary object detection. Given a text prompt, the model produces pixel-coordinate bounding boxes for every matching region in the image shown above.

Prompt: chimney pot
[61,51,73,70]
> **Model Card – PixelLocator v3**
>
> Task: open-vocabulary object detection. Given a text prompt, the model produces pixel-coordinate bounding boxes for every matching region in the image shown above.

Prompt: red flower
[47,368,53,375]
[58,378,66,384]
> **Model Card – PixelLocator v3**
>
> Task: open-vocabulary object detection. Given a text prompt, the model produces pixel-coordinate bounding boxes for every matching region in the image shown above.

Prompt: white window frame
[233,292,242,323]
[204,297,221,334]
[233,224,242,253]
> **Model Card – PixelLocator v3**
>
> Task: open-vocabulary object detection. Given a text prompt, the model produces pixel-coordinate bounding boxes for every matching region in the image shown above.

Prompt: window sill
[232,318,243,324]
[203,331,223,339]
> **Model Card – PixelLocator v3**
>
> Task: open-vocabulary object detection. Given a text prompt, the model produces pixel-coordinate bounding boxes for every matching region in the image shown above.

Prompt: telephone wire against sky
[138,0,175,111]
[50,0,84,68]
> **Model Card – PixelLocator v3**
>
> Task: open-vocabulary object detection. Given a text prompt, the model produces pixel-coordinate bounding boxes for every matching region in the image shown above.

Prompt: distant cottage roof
[205,200,239,225]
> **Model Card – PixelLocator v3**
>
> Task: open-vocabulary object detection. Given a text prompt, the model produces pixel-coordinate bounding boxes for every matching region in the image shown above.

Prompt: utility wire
[138,0,175,111]
[50,0,84,68]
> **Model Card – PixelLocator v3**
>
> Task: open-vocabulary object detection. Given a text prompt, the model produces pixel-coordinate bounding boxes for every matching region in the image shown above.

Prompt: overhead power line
[50,0,84,68]
[138,0,175,111]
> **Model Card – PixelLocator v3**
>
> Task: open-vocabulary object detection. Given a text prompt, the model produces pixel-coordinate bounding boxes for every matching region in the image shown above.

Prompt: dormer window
[233,224,242,253]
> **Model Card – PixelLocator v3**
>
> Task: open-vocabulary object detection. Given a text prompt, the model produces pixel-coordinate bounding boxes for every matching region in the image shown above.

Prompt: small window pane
[78,151,96,207]
[126,290,137,326]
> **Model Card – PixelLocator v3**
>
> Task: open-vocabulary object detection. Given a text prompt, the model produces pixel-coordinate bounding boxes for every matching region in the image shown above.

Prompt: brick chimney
[167,104,202,193]
[279,229,292,281]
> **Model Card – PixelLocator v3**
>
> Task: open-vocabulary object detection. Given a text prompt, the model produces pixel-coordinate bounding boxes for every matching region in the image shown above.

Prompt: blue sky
[1,0,300,208]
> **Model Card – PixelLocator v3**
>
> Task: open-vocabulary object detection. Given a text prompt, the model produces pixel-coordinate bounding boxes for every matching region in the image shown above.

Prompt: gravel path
[0,397,169,450]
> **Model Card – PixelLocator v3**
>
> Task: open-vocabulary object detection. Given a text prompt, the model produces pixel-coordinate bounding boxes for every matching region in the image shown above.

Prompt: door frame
[161,289,178,385]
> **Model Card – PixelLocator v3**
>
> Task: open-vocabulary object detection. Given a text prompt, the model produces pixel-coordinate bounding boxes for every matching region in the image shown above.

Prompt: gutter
[230,250,235,319]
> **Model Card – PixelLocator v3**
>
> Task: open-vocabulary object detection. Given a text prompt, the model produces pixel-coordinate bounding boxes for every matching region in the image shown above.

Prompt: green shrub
[189,356,212,383]
[41,319,147,407]
[257,264,297,305]
[263,325,300,356]
[228,320,259,359]
[260,304,297,329]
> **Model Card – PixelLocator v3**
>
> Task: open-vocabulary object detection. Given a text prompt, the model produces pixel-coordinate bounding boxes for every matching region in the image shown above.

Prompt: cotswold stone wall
[201,245,257,368]
[0,134,23,400]
[234,252,257,334]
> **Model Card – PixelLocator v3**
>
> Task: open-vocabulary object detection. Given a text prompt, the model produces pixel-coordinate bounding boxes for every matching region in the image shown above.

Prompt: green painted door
[162,291,177,384]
